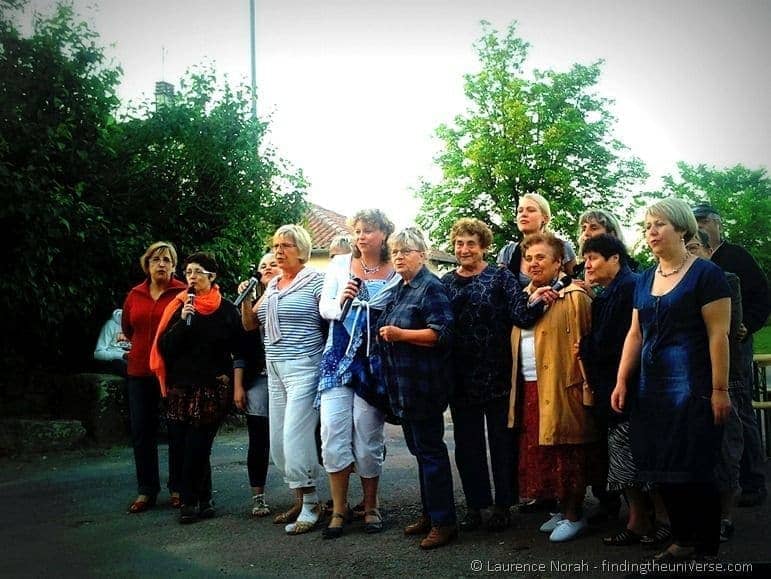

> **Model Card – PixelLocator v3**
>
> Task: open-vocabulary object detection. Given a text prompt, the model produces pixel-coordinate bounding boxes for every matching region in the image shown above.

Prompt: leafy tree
[0,2,123,372]
[0,3,307,378]
[415,22,647,251]
[660,162,771,277]
[108,65,308,293]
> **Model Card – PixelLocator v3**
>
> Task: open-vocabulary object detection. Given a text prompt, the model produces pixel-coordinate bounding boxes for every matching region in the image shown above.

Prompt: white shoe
[549,517,587,542]
[539,512,565,533]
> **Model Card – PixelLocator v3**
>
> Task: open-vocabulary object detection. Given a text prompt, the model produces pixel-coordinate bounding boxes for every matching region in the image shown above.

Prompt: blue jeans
[127,376,176,496]
[451,397,514,509]
[737,337,767,495]
[402,413,456,526]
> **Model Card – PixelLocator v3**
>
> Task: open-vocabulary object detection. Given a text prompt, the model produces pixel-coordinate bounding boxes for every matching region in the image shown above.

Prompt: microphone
[339,277,362,321]
[529,275,572,307]
[234,270,262,307]
[186,288,196,326]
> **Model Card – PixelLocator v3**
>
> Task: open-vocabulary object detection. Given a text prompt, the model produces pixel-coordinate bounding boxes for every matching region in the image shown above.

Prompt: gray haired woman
[240,224,326,535]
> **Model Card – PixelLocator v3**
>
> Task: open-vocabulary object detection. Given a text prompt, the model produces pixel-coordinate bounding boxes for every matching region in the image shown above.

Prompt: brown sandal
[272,501,301,524]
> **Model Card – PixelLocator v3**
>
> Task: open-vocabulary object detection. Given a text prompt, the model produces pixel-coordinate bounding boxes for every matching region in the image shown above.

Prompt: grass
[755,324,771,355]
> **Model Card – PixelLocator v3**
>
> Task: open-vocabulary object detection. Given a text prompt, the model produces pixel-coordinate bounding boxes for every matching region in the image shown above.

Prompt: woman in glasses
[378,228,457,550]
[240,225,326,535]
[122,241,187,514]
[151,251,243,524]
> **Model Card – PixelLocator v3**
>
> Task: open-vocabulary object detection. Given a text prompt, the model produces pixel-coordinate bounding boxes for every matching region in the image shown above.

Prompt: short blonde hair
[140,241,178,275]
[274,224,313,263]
[450,218,493,249]
[388,227,428,253]
[520,193,552,230]
[646,198,698,242]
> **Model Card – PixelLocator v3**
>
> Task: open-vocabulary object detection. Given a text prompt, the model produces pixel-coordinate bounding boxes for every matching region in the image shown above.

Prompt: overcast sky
[25,0,771,227]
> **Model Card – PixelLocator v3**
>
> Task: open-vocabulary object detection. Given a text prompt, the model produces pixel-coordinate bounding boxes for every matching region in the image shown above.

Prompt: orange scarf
[149,284,223,396]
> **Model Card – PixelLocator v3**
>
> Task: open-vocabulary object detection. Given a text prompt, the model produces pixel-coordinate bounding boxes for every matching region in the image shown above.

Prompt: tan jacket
[507,283,597,445]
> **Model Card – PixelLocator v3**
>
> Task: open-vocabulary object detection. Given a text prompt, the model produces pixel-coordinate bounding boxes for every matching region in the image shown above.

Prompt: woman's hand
[610,383,627,413]
[339,279,360,306]
[528,285,558,307]
[233,384,246,411]
[181,299,196,321]
[237,280,251,294]
[711,390,731,425]
[379,325,403,343]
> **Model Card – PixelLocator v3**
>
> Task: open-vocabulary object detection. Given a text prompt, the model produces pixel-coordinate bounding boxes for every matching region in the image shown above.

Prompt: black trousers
[659,480,721,556]
[451,397,515,509]
[167,421,217,506]
[127,376,176,496]
[246,415,270,488]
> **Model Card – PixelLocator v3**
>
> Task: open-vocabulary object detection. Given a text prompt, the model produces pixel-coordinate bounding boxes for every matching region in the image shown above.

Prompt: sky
[24,0,771,228]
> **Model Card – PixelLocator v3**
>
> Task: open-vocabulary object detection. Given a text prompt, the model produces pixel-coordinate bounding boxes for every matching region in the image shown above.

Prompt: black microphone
[339,277,362,321]
[529,275,572,307]
[186,288,196,326]
[234,270,262,307]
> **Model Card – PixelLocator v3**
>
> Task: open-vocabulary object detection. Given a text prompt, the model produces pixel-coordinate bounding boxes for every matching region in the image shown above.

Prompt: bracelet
[712,388,728,391]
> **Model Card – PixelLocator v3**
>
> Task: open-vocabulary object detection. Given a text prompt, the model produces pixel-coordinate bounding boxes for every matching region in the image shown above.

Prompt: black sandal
[322,510,352,540]
[363,509,384,534]
[641,524,672,549]
[485,507,510,532]
[603,528,643,546]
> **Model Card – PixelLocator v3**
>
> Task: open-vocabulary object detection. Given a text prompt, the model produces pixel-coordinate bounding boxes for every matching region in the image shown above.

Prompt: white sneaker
[539,512,565,533]
[549,517,587,542]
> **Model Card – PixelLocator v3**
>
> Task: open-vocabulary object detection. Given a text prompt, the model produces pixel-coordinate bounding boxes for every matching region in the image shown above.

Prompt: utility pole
[249,0,257,118]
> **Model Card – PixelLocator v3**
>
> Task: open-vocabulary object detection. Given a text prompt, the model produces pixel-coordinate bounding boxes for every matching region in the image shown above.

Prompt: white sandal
[251,494,271,517]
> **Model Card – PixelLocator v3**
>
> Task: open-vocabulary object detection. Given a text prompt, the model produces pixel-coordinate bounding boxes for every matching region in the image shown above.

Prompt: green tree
[0,2,123,371]
[0,3,307,377]
[415,22,647,251]
[108,65,308,292]
[660,162,771,277]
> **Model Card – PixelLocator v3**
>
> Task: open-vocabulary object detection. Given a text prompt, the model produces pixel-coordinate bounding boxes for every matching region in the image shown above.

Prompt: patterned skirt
[518,380,592,501]
[607,420,644,490]
[166,379,232,427]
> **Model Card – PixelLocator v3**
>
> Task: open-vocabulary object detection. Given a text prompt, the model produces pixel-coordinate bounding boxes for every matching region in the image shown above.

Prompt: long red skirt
[518,380,592,501]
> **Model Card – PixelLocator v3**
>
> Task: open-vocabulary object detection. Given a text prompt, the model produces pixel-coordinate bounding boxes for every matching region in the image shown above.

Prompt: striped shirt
[257,274,325,360]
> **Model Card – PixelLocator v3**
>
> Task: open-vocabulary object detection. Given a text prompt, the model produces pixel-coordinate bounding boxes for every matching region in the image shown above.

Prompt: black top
[441,265,543,406]
[158,300,243,387]
[579,265,639,420]
[711,242,770,335]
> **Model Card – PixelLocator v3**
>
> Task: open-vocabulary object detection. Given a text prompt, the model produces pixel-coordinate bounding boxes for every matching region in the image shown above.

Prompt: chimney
[154,81,175,110]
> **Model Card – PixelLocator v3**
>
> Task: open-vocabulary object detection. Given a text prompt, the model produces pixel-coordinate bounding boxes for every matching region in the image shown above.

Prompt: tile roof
[304,203,351,250]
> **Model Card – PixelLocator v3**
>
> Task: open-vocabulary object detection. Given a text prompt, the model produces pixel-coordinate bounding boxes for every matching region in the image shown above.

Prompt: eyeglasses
[685,243,703,254]
[149,256,173,264]
[271,242,297,252]
[185,268,213,277]
[390,248,420,258]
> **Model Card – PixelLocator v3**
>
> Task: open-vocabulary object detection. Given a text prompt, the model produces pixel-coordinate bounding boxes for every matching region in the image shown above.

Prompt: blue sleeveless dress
[630,258,729,484]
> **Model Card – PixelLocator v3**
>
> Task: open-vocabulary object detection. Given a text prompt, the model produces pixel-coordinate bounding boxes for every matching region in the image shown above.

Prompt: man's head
[692,203,722,247]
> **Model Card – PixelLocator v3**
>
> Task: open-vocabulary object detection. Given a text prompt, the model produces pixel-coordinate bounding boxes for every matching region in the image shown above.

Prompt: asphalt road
[2,420,769,578]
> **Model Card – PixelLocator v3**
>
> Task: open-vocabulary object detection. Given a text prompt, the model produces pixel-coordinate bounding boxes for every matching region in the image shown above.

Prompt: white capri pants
[267,353,321,489]
[320,386,385,477]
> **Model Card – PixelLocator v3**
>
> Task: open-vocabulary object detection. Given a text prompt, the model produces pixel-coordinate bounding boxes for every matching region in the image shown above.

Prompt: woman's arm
[319,255,351,320]
[703,297,731,425]
[610,308,642,413]
[379,326,438,347]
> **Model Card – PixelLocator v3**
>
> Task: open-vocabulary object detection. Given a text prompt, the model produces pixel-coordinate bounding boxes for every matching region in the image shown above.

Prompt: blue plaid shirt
[377,265,454,420]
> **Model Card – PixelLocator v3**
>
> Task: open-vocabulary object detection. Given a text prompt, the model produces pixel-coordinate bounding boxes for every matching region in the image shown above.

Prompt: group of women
[119,193,733,558]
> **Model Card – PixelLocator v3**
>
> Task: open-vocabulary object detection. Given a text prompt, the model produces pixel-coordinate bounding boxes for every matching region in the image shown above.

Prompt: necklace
[360,257,381,275]
[657,252,689,278]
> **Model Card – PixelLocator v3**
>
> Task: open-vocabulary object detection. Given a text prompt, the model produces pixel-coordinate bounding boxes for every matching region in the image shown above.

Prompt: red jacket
[122,277,187,377]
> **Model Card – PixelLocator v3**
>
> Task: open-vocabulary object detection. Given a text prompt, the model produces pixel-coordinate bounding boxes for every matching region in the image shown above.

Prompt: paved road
[2,421,769,578]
